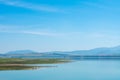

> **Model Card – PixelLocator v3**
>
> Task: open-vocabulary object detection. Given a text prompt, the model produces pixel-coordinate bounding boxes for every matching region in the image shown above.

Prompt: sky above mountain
[0,0,120,53]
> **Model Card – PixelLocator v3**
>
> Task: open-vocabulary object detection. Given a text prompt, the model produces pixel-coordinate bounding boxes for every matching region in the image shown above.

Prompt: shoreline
[0,64,25,66]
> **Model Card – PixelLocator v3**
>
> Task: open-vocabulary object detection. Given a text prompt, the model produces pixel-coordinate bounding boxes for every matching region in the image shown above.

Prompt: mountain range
[6,50,38,54]
[0,45,120,58]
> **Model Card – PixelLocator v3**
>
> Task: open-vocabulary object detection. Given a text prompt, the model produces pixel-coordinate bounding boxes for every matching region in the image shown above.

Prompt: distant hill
[56,46,120,56]
[1,45,120,58]
[6,50,38,54]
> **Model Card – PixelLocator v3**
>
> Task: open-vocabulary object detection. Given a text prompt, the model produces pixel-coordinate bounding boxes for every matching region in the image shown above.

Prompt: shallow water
[0,60,120,80]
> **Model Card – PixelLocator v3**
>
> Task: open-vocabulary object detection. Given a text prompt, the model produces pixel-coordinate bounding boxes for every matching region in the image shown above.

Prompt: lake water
[0,60,120,80]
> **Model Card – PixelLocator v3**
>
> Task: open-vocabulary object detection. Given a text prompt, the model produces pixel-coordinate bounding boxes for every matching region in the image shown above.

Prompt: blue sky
[0,0,120,53]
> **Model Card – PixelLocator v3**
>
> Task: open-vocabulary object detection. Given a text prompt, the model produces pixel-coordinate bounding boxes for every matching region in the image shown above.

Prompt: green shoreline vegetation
[0,66,40,70]
[0,58,70,64]
[0,58,71,70]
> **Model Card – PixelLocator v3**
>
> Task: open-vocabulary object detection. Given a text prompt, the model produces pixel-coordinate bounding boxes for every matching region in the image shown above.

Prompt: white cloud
[0,27,61,37]
[81,1,114,11]
[0,30,60,36]
[0,0,63,12]
[83,2,108,9]
[0,24,63,36]
[0,24,119,39]
[21,31,63,36]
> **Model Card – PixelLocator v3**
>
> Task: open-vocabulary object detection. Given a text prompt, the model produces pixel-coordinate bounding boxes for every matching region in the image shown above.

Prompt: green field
[0,66,41,70]
[0,58,70,64]
[0,58,70,70]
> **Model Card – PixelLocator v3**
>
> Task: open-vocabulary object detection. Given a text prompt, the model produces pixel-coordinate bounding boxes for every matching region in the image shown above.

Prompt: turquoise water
[0,61,120,80]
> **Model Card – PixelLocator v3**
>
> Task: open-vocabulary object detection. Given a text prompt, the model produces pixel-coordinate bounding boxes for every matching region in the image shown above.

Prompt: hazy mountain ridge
[0,46,120,58]
[6,50,38,54]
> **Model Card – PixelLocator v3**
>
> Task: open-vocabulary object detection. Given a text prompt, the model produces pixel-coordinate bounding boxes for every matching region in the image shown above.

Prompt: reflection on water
[1,61,120,80]
[0,65,54,71]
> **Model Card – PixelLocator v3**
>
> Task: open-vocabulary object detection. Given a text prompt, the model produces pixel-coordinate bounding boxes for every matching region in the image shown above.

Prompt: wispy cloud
[0,0,63,12]
[0,25,119,39]
[0,29,117,39]
[21,31,63,36]
[0,25,81,37]
[82,1,113,10]
[0,25,63,36]
[0,30,61,37]
[83,2,108,9]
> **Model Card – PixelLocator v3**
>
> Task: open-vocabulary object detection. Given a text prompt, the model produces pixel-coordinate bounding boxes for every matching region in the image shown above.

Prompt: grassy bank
[0,66,41,70]
[0,58,70,64]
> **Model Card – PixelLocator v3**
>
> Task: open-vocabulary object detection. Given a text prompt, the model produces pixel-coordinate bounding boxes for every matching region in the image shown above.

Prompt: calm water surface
[0,60,120,80]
